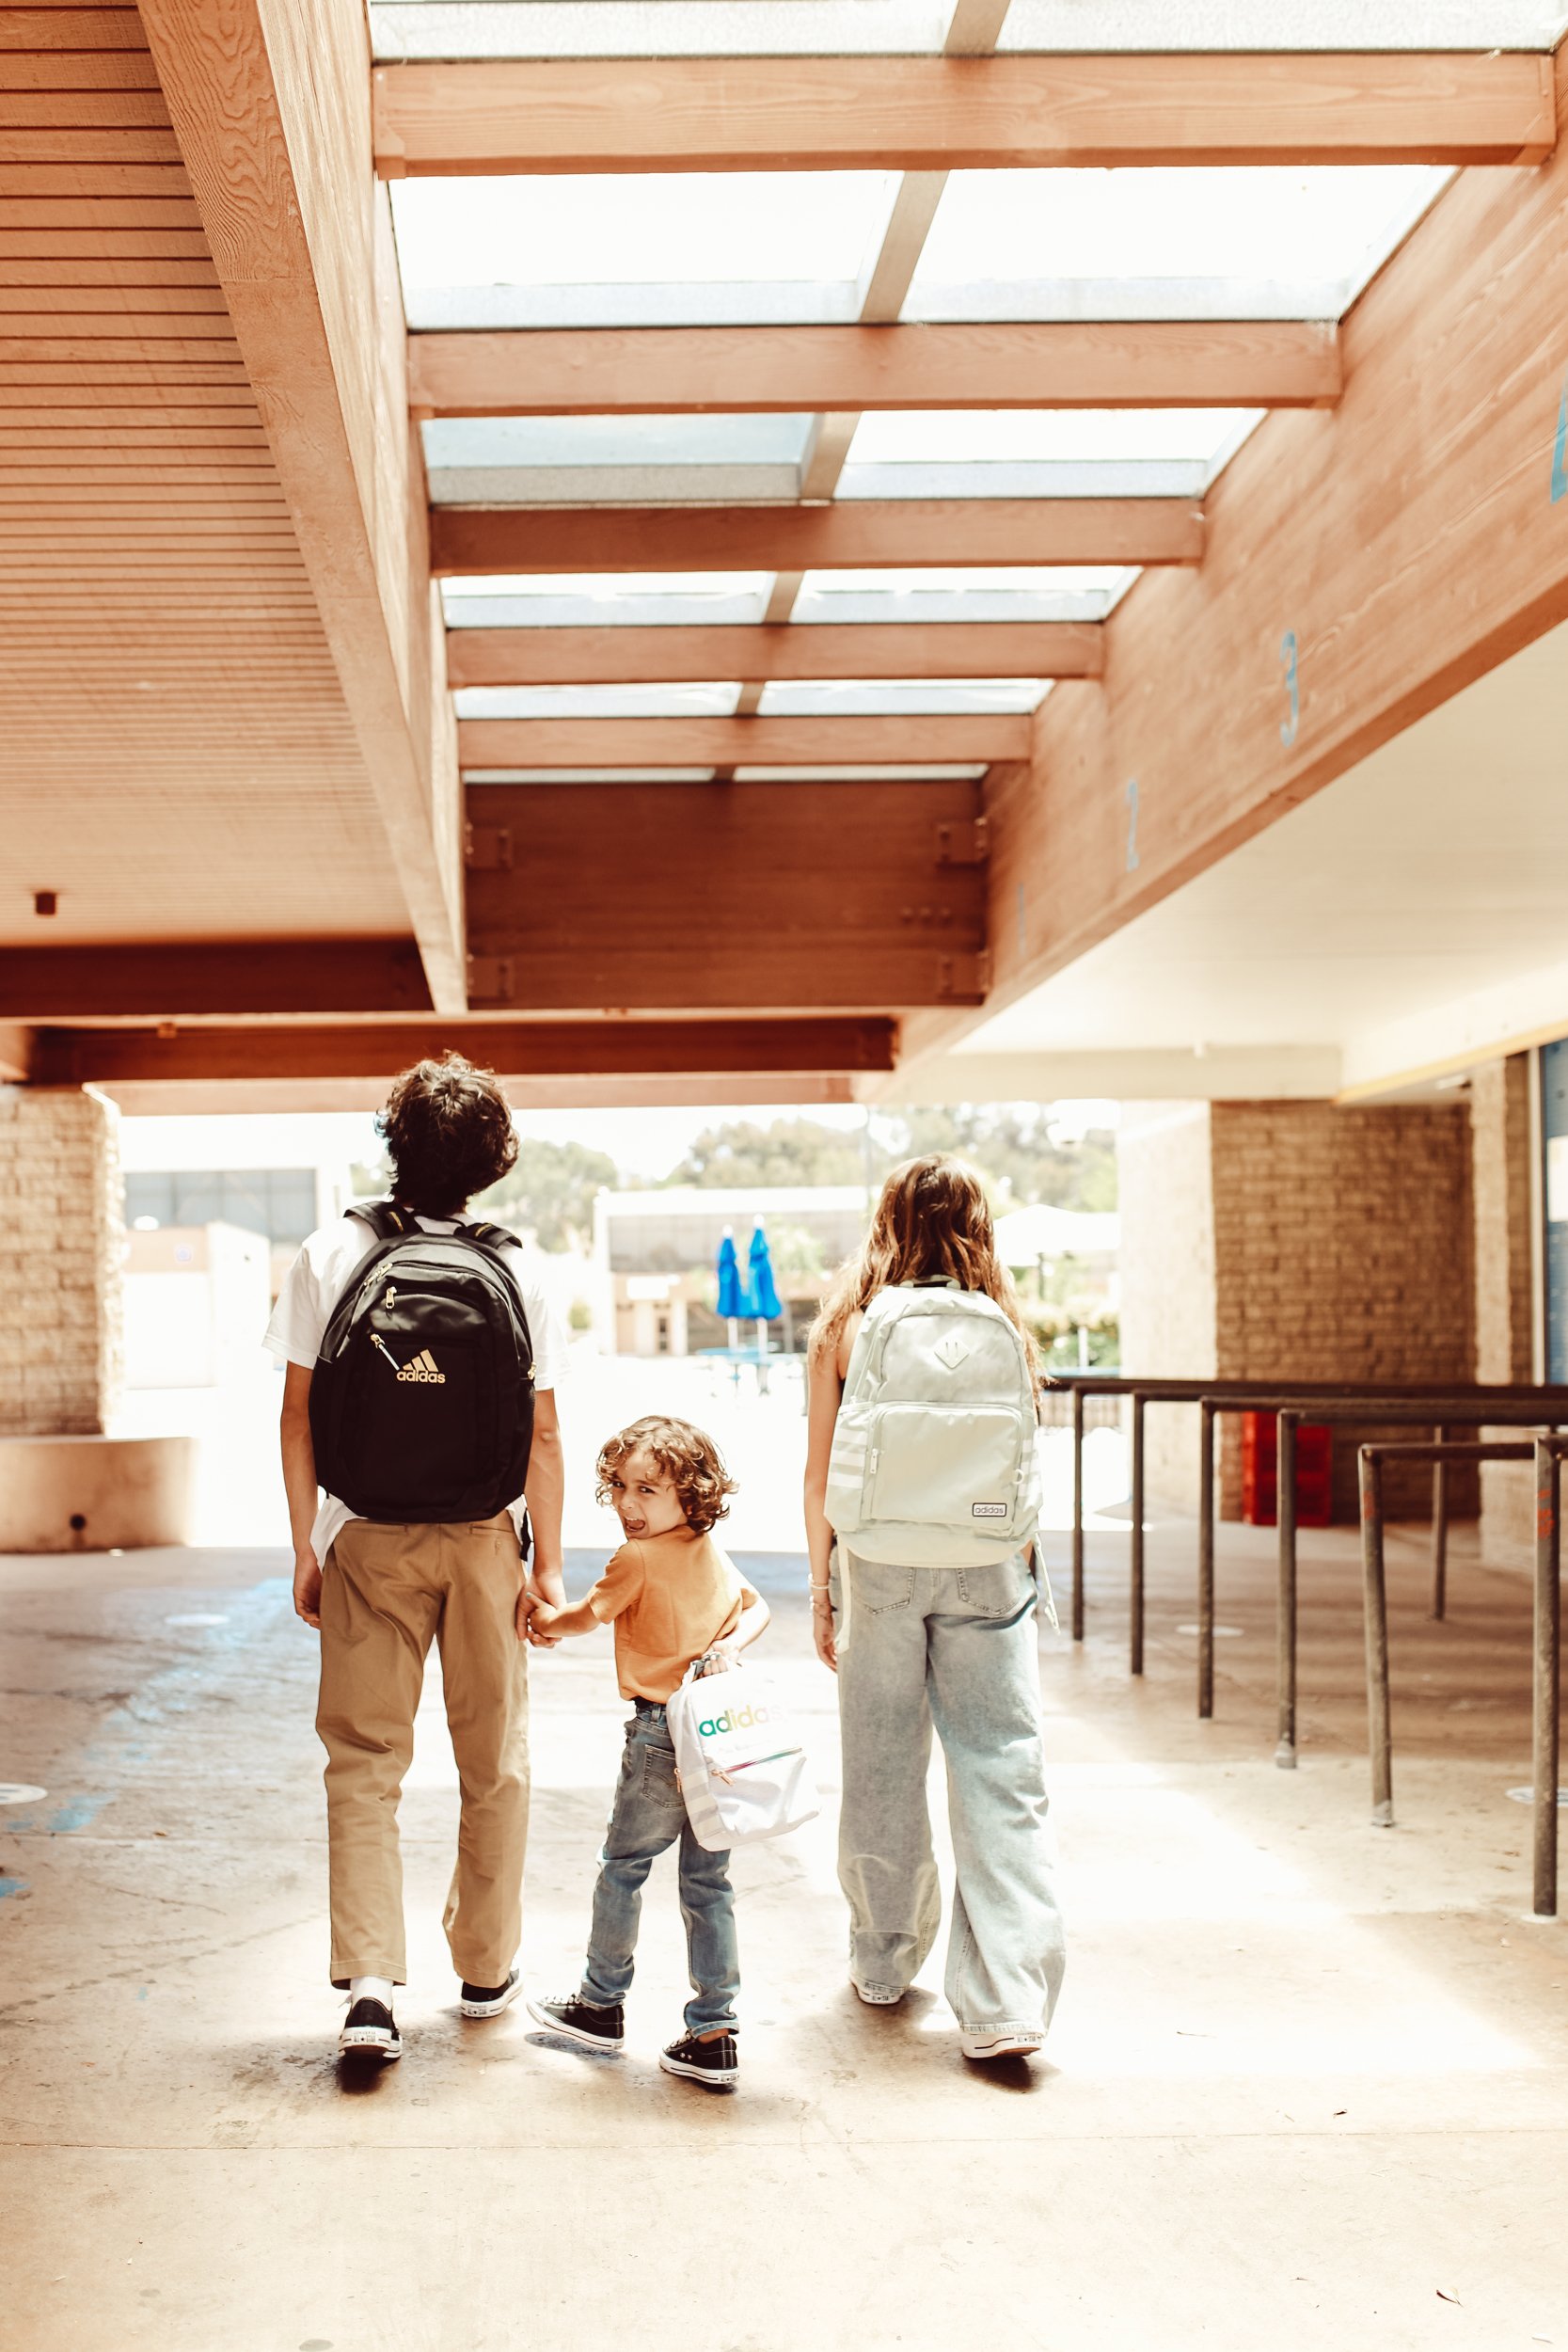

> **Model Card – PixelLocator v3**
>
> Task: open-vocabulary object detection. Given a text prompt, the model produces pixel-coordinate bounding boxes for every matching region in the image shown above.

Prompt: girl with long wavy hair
[803,1154,1066,2064]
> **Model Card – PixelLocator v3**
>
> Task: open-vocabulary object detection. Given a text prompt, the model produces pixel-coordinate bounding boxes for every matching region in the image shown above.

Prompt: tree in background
[668,1117,868,1189]
[889,1104,1116,1213]
[473,1136,619,1251]
[663,1107,1115,1211]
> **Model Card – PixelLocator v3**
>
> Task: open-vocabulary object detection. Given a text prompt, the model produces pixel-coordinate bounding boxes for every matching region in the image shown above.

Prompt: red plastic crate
[1240,1411,1332,1526]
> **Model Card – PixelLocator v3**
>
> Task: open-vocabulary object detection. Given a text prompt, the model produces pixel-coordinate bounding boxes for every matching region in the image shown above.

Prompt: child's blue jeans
[580,1698,740,2035]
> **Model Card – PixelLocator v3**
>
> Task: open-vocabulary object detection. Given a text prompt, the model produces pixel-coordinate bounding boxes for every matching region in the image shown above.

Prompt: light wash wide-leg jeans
[833,1550,1066,2040]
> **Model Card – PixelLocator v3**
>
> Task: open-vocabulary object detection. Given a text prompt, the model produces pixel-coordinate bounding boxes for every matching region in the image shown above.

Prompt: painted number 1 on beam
[1279,630,1300,748]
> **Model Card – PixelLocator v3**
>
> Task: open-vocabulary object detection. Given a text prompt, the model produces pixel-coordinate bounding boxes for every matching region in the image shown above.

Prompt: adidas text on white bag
[824,1284,1041,1567]
[667,1662,819,1851]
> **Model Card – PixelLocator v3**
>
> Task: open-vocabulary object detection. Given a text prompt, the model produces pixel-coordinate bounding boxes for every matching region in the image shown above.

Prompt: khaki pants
[317,1514,529,1989]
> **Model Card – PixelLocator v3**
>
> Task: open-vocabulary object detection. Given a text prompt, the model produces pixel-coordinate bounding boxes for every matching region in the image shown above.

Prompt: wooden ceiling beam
[432,498,1202,575]
[0,938,432,1020]
[465,779,987,1010]
[372,52,1555,177]
[32,1016,898,1084]
[408,319,1340,419]
[136,0,467,1012]
[446,621,1103,689]
[925,45,1568,1069]
[456,713,1029,766]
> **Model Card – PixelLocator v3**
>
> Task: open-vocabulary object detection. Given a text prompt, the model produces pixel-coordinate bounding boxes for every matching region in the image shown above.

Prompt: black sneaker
[459,1967,522,2020]
[658,2029,738,2089]
[526,1993,625,2053]
[338,1997,402,2061]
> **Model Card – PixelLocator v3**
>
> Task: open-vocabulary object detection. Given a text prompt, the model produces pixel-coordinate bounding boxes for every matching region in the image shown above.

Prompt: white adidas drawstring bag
[666,1661,819,1851]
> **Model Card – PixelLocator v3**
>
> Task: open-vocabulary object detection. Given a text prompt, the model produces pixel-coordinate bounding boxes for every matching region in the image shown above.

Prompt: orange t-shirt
[585,1525,760,1701]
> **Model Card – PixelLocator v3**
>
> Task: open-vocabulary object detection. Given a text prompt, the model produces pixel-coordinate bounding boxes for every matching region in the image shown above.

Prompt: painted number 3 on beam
[1279,630,1300,748]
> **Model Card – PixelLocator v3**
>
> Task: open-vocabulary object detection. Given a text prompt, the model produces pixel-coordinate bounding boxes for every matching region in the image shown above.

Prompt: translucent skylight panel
[793,567,1137,624]
[1000,2,1568,48]
[905,167,1450,323]
[424,417,814,505]
[454,685,741,720]
[758,679,1046,717]
[849,411,1251,467]
[443,574,774,627]
[425,419,814,470]
[840,408,1259,499]
[372,4,950,59]
[466,768,719,783]
[393,172,896,329]
[736,764,990,781]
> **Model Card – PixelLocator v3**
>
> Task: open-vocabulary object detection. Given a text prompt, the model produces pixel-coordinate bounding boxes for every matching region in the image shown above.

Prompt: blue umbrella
[716,1228,751,1344]
[747,1221,782,1321]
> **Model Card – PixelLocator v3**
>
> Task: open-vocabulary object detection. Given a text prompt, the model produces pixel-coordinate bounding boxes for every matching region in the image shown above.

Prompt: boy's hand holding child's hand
[526,1599,560,1645]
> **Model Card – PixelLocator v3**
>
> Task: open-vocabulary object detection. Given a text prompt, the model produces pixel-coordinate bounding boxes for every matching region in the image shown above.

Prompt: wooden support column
[456,712,1028,768]
[138,0,467,1010]
[32,1018,899,1085]
[406,319,1343,419]
[373,52,1556,176]
[463,779,990,1009]
[914,46,1568,1064]
[444,622,1104,688]
[432,499,1203,574]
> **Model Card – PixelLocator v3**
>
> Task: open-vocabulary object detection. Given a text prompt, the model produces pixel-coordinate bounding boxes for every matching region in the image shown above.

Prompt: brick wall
[0,1086,124,1437]
[1470,1053,1535,1563]
[1117,1098,1475,1517]
[1209,1101,1474,1518]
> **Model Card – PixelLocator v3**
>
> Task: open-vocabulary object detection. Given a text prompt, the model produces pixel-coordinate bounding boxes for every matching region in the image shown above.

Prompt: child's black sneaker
[659,2029,738,2088]
[338,1997,402,2061]
[526,1993,625,2052]
[459,1967,522,2019]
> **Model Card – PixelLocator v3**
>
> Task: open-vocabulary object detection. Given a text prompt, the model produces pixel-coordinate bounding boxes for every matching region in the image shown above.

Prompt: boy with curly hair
[266,1054,568,2065]
[527,1415,769,2088]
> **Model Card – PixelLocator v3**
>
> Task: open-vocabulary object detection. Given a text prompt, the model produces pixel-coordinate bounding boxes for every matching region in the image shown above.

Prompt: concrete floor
[3,1513,1566,2352]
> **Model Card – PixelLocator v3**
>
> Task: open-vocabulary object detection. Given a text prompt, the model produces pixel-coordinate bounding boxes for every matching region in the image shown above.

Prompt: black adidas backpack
[308,1200,536,1527]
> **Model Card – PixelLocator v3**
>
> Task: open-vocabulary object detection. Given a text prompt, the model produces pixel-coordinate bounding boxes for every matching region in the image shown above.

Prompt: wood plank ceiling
[0,0,408,951]
[6,4,1568,1104]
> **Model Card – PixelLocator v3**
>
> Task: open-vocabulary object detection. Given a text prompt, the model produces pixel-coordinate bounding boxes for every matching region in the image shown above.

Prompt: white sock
[349,1975,395,2009]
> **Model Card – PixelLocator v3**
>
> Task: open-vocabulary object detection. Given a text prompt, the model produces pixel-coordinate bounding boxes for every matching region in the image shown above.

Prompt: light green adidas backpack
[825,1282,1041,1568]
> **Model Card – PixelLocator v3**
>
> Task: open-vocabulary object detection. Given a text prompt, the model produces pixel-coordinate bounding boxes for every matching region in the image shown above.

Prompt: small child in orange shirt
[525,1415,769,2088]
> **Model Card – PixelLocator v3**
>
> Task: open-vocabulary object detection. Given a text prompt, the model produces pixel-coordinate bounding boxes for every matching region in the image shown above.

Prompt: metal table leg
[1360,1448,1393,1826]
[1131,1391,1146,1677]
[1071,1383,1085,1644]
[1431,1422,1449,1620]
[1533,1438,1561,1919]
[1276,1409,1298,1768]
[1198,1398,1216,1721]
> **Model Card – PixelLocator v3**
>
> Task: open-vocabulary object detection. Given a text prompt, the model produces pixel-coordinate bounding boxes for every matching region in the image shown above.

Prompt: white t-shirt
[264,1213,567,1564]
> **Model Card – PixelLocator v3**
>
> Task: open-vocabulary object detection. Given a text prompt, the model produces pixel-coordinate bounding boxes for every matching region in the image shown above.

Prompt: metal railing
[1265,1398,1568,1769]
[1358,1434,1564,1917]
[1050,1373,1568,1744]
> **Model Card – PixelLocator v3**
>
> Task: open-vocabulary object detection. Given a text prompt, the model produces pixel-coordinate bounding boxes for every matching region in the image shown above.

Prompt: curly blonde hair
[594,1414,738,1536]
[810,1154,1040,1377]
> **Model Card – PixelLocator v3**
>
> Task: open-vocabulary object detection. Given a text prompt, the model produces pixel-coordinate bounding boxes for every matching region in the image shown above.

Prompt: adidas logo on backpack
[309,1200,535,1524]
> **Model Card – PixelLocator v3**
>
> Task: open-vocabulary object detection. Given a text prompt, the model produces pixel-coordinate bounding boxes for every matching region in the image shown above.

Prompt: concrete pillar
[0,1085,124,1437]
[1117,1104,1217,1507]
[1470,1052,1535,1563]
[1118,1097,1474,1518]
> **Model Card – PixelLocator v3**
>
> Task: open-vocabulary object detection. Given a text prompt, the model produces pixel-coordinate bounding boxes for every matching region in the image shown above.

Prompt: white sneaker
[851,1979,903,2006]
[960,2029,1042,2061]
